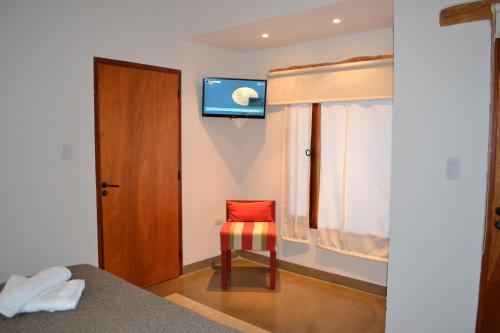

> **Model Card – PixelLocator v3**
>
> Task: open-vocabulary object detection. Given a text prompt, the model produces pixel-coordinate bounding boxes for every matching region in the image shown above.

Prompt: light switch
[446,157,462,180]
[62,143,72,160]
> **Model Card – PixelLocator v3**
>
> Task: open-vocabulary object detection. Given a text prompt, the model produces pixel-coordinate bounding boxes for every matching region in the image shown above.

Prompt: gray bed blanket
[0,264,240,333]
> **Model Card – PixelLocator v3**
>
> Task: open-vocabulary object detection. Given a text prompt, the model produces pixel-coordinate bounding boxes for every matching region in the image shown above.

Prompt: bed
[0,264,239,333]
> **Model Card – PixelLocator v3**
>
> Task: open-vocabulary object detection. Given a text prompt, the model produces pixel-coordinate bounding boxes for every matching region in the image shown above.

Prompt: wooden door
[94,58,182,288]
[477,40,500,333]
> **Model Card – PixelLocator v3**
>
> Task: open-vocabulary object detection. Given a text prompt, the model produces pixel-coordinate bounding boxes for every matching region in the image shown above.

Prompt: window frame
[308,103,321,229]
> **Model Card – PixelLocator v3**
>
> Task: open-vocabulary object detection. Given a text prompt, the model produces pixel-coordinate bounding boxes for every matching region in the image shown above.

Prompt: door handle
[495,221,500,230]
[102,182,120,188]
[495,207,500,216]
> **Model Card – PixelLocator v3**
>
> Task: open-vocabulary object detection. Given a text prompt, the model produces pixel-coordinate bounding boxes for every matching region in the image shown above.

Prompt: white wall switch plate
[446,157,462,180]
[62,143,72,160]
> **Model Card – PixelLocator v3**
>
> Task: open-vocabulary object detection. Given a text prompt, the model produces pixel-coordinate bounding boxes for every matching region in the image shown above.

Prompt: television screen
[202,77,267,118]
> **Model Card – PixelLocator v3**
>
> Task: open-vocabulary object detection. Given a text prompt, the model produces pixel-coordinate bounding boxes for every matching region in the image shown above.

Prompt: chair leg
[221,250,228,289]
[227,250,231,273]
[270,251,276,290]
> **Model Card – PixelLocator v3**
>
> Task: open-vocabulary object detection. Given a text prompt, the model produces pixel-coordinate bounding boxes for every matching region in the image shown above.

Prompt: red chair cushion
[220,222,277,251]
[227,201,274,222]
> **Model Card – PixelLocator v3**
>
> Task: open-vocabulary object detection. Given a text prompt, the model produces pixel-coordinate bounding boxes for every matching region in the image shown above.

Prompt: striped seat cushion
[220,222,277,251]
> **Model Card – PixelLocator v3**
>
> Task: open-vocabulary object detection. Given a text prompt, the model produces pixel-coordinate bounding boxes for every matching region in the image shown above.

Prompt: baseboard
[183,252,239,275]
[237,251,387,297]
[183,251,386,297]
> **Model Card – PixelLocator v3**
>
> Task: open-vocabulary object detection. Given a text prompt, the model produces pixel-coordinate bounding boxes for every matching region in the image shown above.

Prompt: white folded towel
[2,275,85,314]
[0,266,71,318]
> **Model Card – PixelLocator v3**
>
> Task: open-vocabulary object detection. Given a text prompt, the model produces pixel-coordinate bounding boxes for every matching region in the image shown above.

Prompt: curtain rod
[268,54,394,74]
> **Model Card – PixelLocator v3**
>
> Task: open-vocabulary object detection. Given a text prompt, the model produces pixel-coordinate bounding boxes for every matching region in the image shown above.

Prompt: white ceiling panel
[185,0,393,53]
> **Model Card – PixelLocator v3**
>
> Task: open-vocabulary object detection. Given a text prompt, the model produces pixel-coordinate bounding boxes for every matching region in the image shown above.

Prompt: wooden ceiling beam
[268,55,393,74]
[440,1,493,27]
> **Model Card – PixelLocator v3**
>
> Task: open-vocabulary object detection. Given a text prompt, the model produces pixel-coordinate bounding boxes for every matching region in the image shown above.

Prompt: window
[282,100,392,261]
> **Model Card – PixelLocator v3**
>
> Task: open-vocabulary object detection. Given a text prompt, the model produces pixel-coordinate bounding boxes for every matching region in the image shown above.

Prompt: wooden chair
[219,200,277,289]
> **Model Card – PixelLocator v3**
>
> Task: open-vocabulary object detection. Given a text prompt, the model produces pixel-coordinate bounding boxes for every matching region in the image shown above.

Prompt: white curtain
[281,104,311,243]
[317,100,392,262]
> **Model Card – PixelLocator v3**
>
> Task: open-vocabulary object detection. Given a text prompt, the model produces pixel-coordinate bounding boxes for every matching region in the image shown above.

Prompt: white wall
[386,1,491,332]
[238,28,394,286]
[0,0,242,282]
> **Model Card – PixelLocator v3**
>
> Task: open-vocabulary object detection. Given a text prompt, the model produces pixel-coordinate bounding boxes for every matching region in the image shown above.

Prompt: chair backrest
[226,200,276,223]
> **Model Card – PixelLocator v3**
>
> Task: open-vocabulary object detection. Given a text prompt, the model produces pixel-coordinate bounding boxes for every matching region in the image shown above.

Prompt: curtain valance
[267,56,393,105]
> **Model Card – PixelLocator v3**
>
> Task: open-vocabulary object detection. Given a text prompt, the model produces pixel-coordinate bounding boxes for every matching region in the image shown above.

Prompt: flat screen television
[202,77,267,119]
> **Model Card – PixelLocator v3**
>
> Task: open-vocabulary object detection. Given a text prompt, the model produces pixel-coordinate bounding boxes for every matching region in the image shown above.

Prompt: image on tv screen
[203,78,267,118]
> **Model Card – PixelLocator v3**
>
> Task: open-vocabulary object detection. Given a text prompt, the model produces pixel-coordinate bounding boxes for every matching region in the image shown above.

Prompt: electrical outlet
[213,217,224,226]
[446,157,462,180]
[62,143,72,160]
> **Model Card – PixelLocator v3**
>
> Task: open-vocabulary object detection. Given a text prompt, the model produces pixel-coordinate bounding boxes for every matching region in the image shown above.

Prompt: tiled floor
[147,258,386,333]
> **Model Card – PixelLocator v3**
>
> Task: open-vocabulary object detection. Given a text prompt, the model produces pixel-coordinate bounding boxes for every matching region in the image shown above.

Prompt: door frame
[93,57,183,275]
[476,39,499,332]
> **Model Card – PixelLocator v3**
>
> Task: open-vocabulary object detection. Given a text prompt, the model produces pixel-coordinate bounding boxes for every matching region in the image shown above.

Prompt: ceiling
[186,0,394,53]
[178,0,336,38]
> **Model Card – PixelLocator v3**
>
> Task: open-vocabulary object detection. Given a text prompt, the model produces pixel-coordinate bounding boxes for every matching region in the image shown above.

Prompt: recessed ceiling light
[261,33,270,38]
[332,18,341,24]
